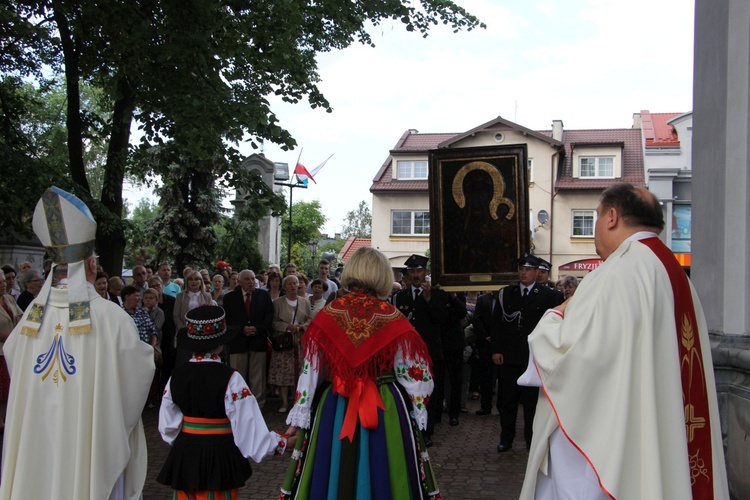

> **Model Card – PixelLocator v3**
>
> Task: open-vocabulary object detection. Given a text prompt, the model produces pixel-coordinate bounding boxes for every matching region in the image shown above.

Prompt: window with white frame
[528,158,534,183]
[391,210,430,235]
[396,160,428,180]
[579,156,614,178]
[572,209,596,237]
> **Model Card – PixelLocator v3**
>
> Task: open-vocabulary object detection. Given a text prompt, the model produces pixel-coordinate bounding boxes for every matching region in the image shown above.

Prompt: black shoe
[449,418,459,426]
[497,442,512,453]
[475,408,491,416]
[424,436,433,447]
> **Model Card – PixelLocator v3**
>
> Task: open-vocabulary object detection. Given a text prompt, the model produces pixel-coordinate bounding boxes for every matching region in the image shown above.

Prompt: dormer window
[579,156,614,178]
[396,160,428,180]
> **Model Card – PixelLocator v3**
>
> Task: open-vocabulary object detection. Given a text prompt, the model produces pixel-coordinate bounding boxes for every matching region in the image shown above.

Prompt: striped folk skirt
[280,378,441,499]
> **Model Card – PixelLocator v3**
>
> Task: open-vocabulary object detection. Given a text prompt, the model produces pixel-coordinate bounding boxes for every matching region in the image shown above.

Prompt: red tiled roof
[339,237,372,263]
[438,116,563,149]
[641,110,681,147]
[398,132,458,151]
[371,130,459,192]
[555,129,645,189]
[371,124,645,193]
[370,157,430,192]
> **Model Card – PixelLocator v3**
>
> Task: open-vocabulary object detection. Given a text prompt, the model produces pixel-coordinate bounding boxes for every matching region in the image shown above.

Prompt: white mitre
[20,186,97,337]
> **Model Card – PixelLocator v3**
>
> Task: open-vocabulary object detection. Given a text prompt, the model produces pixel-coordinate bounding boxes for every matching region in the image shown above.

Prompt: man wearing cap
[535,258,557,289]
[536,258,564,304]
[492,255,563,453]
[392,254,452,446]
[472,288,502,416]
[1,187,154,499]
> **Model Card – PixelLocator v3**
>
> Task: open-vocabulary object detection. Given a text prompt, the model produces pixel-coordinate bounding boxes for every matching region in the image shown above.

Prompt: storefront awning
[559,253,690,272]
[558,258,603,272]
[673,253,691,267]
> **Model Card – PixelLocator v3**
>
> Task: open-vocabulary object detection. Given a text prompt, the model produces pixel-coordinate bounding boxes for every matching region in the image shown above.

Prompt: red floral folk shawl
[302,290,432,441]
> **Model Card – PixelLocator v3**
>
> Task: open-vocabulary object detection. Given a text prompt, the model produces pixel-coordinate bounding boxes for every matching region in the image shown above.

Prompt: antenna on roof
[514,100,518,122]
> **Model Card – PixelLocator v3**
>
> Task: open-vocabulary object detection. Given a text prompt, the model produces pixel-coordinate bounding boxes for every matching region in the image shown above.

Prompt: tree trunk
[97,75,135,277]
[53,4,89,193]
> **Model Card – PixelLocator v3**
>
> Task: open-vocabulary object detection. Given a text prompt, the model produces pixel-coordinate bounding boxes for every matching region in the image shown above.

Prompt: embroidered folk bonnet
[176,305,237,351]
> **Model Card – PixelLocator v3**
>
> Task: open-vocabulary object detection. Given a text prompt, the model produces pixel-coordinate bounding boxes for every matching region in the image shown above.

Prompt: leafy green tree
[2,0,482,275]
[342,200,373,238]
[280,200,327,265]
[0,77,107,236]
[150,164,223,274]
[123,198,159,268]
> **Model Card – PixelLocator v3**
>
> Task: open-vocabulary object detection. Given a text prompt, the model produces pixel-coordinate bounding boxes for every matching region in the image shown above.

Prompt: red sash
[640,237,714,498]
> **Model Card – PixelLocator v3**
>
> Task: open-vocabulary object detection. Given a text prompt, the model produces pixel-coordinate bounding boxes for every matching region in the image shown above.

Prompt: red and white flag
[294,162,317,184]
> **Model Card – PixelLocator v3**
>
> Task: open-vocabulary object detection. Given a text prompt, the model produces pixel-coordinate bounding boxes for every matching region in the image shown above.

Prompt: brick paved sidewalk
[143,396,528,499]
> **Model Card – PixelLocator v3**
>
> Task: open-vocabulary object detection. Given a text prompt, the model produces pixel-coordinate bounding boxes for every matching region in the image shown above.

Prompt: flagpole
[287,184,294,265]
[286,148,304,264]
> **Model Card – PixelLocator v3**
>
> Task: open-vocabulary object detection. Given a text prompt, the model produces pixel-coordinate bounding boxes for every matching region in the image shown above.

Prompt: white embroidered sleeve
[286,353,320,429]
[225,372,286,461]
[394,345,434,430]
[158,378,183,445]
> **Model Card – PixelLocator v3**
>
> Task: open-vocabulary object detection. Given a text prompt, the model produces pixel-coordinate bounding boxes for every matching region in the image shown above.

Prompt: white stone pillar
[693,1,750,497]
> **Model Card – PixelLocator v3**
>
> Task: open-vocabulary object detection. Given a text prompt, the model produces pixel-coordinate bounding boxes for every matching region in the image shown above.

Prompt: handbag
[272,302,298,351]
[272,330,295,351]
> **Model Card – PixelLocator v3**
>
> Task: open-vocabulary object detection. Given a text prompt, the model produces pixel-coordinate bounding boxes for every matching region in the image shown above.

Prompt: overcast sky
[126,0,695,236]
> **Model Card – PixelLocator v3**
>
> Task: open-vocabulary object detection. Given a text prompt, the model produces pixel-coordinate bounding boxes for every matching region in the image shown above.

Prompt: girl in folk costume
[281,247,441,499]
[158,306,290,499]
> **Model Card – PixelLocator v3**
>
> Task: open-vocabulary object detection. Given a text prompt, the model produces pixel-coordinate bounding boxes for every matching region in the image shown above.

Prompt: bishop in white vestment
[0,187,155,500]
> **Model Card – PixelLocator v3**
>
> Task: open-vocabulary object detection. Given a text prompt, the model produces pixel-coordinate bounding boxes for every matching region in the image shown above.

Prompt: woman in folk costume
[281,247,441,499]
[158,305,289,499]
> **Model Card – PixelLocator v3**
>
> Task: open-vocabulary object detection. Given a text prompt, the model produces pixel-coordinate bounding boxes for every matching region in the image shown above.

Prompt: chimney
[632,112,642,129]
[552,120,564,141]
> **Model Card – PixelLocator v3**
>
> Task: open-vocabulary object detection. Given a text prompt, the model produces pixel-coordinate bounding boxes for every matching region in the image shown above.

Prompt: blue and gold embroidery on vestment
[68,301,91,335]
[20,304,45,337]
[34,324,76,385]
[42,188,68,246]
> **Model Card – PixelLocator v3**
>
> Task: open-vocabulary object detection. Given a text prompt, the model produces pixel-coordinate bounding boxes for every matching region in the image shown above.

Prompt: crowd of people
[2,257,348,409]
[0,182,730,499]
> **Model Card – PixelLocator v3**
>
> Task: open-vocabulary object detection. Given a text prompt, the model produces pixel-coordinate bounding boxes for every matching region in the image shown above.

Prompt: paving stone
[143,397,528,499]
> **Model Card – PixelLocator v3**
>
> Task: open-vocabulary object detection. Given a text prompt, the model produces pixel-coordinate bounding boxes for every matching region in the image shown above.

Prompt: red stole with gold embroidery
[640,237,714,499]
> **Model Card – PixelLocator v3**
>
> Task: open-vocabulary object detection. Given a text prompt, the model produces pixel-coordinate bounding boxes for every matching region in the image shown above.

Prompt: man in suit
[149,276,177,392]
[472,289,501,416]
[392,254,451,447]
[224,269,273,408]
[442,292,467,427]
[492,256,563,452]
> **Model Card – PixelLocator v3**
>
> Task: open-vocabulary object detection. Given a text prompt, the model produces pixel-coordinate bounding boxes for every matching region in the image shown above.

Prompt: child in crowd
[157,306,291,498]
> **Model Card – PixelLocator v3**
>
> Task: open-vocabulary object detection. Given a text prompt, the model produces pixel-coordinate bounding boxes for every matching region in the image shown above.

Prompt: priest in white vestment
[0,187,155,500]
[520,183,728,500]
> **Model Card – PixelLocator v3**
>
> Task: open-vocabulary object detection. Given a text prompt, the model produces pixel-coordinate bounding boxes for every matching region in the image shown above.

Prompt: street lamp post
[273,162,307,265]
[308,238,318,277]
